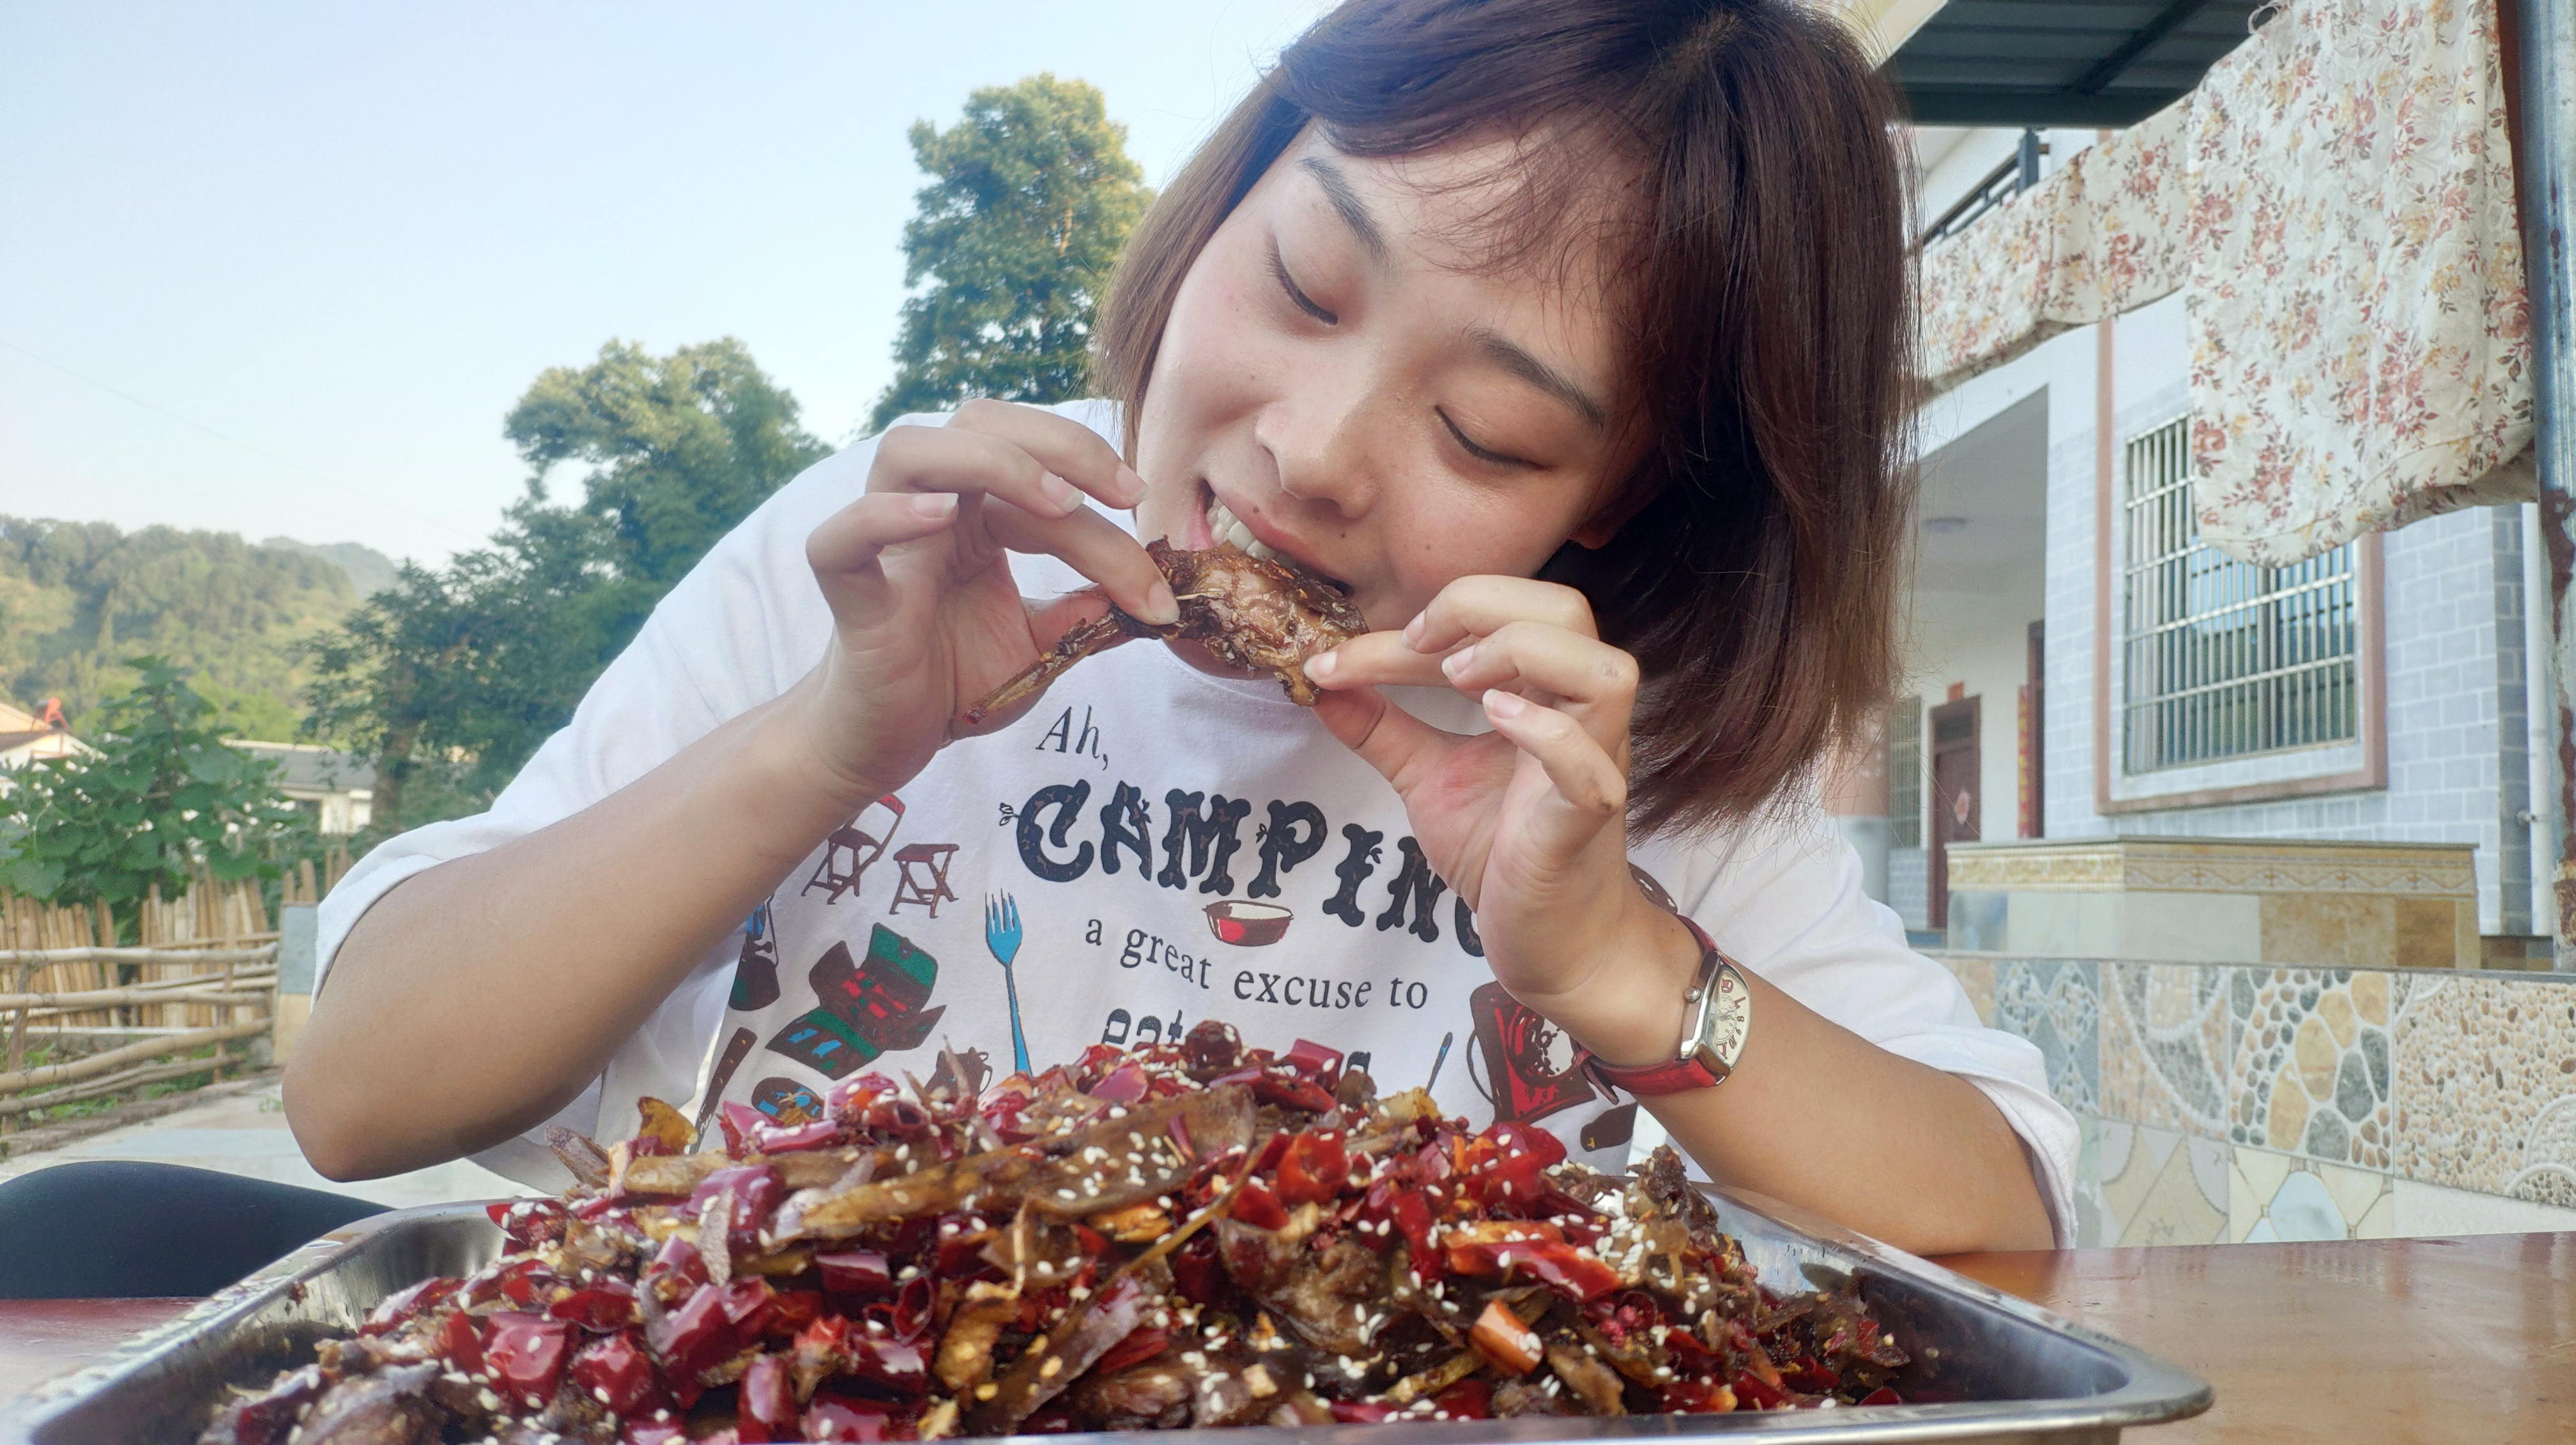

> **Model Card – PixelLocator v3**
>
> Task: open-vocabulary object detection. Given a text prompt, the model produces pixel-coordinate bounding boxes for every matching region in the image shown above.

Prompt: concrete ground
[0,1079,530,1209]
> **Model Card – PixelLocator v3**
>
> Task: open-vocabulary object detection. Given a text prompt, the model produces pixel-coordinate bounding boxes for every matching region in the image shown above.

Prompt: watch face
[1693,966,1751,1072]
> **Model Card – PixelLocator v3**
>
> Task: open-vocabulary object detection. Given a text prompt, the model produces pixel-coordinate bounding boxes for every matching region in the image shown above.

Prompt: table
[1941,1233,2576,1442]
[0,1299,192,1398]
[4,1237,2573,1439]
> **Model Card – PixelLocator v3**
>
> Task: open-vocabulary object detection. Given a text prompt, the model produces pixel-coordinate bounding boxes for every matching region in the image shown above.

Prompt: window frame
[2090,413,2386,814]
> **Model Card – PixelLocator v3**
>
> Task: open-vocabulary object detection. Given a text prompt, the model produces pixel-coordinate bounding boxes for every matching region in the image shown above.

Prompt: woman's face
[1132,128,1628,633]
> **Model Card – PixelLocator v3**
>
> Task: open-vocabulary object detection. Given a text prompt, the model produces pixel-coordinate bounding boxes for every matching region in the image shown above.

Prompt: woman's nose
[1261,368,1386,519]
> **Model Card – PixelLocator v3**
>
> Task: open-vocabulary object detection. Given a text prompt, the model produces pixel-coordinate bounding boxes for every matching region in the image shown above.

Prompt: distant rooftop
[229,739,376,792]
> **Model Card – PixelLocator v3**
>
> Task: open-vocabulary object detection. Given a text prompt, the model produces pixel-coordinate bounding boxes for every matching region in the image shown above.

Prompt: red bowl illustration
[1204,900,1292,947]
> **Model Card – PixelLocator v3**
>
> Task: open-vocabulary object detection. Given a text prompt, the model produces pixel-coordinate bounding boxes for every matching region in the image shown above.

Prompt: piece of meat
[962,541,1366,725]
[289,1363,445,1445]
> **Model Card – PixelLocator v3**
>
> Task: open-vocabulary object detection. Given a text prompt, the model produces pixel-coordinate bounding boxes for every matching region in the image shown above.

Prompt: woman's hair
[1096,0,1912,838]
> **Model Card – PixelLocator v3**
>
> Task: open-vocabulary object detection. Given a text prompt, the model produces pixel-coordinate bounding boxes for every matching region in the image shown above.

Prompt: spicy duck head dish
[208,1026,1907,1445]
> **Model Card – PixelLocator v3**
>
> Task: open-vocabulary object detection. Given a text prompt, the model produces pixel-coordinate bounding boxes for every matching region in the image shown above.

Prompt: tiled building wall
[1937,953,2576,1246]
[2035,379,2535,932]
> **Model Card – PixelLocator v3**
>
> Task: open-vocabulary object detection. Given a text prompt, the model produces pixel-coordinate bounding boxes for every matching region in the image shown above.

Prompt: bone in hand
[959,541,1365,726]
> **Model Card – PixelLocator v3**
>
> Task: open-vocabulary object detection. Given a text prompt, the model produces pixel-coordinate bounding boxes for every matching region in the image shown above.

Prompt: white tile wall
[2016,343,2530,934]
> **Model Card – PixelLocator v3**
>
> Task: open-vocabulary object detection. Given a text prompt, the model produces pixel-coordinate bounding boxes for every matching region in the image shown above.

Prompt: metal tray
[1,1189,2210,1444]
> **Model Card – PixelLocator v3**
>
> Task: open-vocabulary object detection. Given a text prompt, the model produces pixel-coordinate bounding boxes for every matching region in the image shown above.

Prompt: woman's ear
[1568,518,1618,550]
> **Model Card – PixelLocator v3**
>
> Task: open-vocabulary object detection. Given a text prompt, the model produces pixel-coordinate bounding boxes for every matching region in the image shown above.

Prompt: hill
[0,517,392,741]
[261,537,400,599]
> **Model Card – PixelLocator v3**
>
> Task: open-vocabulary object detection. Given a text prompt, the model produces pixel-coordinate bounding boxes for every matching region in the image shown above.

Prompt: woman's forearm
[1537,912,2056,1256]
[284,679,871,1180]
[1648,966,2057,1255]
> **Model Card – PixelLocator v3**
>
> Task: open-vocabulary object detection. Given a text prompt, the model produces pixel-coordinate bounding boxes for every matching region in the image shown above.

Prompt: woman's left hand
[1305,576,1694,1064]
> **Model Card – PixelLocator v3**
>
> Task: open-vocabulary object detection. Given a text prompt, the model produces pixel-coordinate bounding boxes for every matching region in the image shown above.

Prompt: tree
[302,340,827,837]
[0,657,309,939]
[869,74,1151,433]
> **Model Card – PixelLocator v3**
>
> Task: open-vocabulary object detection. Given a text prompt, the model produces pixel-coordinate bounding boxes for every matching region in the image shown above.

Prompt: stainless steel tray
[0,1189,2210,1444]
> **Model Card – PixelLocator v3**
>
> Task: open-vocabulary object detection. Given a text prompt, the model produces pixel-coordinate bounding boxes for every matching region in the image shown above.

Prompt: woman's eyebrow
[1297,157,1390,264]
[1471,327,1606,432]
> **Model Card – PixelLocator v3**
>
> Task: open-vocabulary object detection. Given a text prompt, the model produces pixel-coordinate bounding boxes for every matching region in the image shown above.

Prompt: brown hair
[1096,0,1913,838]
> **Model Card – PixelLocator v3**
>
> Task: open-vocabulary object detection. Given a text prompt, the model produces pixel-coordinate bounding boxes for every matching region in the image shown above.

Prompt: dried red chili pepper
[484,1317,571,1409]
[571,1331,661,1416]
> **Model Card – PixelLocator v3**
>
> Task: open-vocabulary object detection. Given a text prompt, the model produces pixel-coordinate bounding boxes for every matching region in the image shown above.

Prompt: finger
[1481,689,1629,854]
[804,492,961,617]
[1403,575,1598,653]
[1303,628,1458,691]
[948,398,1148,509]
[1437,622,1639,753]
[981,502,1181,625]
[1311,686,1471,798]
[871,423,1100,522]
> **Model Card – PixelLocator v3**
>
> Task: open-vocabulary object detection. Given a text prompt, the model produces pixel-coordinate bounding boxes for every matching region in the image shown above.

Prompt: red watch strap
[1574,915,1730,1100]
[1582,1052,1723,1098]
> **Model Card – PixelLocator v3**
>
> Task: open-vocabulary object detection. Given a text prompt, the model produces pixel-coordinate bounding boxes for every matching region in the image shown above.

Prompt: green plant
[0,656,314,938]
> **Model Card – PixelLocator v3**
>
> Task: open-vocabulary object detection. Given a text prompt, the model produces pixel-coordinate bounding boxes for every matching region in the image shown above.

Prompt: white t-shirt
[316,399,2075,1240]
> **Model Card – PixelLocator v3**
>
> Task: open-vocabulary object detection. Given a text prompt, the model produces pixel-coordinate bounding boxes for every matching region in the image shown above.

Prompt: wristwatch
[1575,915,1752,1097]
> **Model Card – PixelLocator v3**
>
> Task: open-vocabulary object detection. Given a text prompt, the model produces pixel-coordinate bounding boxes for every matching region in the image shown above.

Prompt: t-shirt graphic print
[678,649,1648,1177]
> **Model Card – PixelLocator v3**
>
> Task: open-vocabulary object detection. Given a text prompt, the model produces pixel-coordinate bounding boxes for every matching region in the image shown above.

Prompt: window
[1888,697,1922,847]
[2120,418,2358,773]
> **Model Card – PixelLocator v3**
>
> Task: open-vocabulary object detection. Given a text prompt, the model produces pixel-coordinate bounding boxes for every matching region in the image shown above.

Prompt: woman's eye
[1438,409,1535,470]
[1268,242,1337,325]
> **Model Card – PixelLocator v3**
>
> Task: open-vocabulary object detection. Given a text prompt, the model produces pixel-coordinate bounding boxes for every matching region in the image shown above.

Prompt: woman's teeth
[1205,496,1283,564]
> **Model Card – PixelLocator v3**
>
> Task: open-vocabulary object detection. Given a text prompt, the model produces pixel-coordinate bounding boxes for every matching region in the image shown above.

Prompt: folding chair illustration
[802,794,905,904]
[888,842,960,918]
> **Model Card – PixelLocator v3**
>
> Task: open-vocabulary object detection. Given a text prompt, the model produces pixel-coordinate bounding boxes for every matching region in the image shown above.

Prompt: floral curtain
[1915,0,2533,567]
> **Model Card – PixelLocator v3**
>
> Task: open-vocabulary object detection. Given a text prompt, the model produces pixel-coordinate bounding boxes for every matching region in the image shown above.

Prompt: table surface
[5,1237,2573,1441]
[1939,1233,2576,1443]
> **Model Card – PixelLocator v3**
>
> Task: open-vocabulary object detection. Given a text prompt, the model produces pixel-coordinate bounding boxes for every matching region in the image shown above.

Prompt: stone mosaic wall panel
[1945,955,1997,1029]
[1993,959,2099,1115]
[2393,976,2576,1203]
[2225,968,2399,1169]
[2099,961,2237,1138]
[2228,1146,2393,1242]
[2090,1118,2230,1247]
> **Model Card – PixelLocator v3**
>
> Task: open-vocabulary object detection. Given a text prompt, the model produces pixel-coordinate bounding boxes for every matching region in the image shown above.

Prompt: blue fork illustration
[985,892,1029,1074]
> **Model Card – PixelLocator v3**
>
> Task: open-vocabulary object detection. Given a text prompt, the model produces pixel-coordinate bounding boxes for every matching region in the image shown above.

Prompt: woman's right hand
[791,400,1178,808]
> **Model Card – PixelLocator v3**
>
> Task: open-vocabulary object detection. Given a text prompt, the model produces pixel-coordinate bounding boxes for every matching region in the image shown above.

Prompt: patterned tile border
[2228,1146,2393,1242]
[1947,838,2476,897]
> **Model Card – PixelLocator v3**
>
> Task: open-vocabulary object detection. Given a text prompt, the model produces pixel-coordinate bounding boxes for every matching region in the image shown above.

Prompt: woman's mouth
[1204,491,1287,565]
[1201,488,1352,594]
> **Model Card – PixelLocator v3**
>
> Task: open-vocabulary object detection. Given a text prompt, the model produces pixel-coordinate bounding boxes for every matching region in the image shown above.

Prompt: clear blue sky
[0,1,1332,563]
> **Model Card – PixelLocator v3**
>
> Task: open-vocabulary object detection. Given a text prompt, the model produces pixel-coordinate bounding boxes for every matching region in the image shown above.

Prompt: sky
[0,0,1336,564]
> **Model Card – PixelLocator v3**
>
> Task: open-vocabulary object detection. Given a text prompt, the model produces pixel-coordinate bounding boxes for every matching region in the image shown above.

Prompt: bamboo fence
[0,853,349,1131]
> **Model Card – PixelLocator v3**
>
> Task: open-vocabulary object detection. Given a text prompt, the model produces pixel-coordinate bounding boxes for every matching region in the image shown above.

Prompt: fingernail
[1305,650,1338,681]
[1441,646,1475,677]
[1119,465,1149,506]
[1483,688,1526,718]
[1042,473,1085,513]
[1146,581,1181,624]
[1402,612,1427,647]
[913,493,958,519]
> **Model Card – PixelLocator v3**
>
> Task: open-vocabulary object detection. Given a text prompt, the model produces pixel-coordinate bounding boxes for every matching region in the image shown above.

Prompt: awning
[1887,0,2269,127]
[1916,0,2533,566]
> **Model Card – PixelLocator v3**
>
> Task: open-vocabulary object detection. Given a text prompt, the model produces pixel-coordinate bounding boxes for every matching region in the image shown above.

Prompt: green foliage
[303,340,827,837]
[0,658,311,938]
[507,339,832,591]
[869,74,1151,433]
[0,518,387,739]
